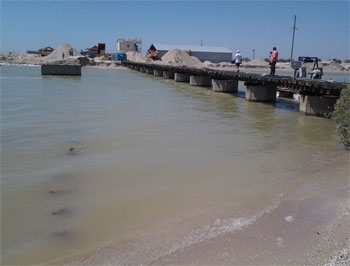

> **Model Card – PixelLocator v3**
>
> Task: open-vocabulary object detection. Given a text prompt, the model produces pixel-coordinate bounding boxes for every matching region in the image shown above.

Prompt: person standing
[269,47,278,75]
[310,67,322,79]
[232,50,242,72]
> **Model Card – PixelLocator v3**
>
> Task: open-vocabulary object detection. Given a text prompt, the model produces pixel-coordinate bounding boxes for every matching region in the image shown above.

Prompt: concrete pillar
[189,75,212,87]
[145,67,154,74]
[212,79,238,93]
[174,73,190,82]
[154,69,163,77]
[299,95,337,117]
[139,66,146,73]
[163,71,174,79]
[134,66,140,71]
[245,84,277,102]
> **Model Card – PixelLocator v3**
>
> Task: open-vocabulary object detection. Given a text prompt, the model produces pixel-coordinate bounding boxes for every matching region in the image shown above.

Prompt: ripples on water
[1,65,348,264]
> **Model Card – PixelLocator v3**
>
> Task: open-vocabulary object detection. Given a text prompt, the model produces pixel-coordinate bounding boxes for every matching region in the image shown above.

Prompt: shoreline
[153,175,349,265]
[1,51,350,76]
[62,157,349,266]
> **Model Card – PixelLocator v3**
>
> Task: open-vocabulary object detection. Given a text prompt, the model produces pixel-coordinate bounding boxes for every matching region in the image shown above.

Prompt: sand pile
[0,43,90,66]
[44,43,80,61]
[160,49,202,67]
[43,43,89,66]
[320,60,348,72]
[245,58,269,67]
[126,51,149,63]
[202,61,220,68]
[340,62,350,71]
[125,49,203,68]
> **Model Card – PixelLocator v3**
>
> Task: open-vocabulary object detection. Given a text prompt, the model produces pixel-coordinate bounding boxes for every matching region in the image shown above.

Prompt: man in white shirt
[232,50,242,72]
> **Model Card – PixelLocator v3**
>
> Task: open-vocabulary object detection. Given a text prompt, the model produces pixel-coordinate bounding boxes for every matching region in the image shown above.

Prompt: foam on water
[150,194,283,263]
[63,194,284,265]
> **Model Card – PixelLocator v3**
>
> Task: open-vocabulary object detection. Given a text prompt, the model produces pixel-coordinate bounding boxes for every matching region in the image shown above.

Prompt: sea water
[1,65,349,265]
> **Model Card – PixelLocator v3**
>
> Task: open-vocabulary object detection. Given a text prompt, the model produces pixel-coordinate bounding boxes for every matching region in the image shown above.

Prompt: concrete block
[163,71,174,79]
[41,64,81,76]
[299,95,337,117]
[174,73,190,82]
[154,69,163,77]
[212,79,238,93]
[245,84,277,102]
[190,75,212,87]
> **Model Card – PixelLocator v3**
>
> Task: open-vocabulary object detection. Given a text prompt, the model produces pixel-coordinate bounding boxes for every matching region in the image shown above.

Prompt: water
[1,65,348,265]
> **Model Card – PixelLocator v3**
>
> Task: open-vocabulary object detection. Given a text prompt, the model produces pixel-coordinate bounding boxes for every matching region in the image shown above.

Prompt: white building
[117,39,142,52]
[151,44,232,63]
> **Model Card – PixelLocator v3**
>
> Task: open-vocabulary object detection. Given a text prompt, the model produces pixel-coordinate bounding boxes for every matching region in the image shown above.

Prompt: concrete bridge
[122,61,349,117]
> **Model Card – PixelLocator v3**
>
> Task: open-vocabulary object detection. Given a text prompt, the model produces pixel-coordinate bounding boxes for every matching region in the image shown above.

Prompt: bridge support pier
[145,67,154,74]
[174,73,190,82]
[190,76,212,87]
[245,83,277,102]
[163,71,174,79]
[299,95,337,117]
[212,79,238,93]
[154,69,163,77]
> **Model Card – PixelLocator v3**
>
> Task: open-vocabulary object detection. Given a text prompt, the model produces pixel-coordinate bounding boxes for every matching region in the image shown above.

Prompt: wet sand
[153,183,349,265]
[150,157,350,265]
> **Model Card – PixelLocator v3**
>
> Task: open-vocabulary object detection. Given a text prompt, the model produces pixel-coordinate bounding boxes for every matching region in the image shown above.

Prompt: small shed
[151,44,232,63]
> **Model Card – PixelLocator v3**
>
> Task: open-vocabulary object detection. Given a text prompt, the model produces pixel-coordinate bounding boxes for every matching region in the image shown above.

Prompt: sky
[1,0,349,61]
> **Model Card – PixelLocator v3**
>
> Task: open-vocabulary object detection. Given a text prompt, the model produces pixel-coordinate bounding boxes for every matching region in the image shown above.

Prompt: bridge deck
[122,61,348,97]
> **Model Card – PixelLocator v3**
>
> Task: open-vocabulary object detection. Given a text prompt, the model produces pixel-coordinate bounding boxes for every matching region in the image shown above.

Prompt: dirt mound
[160,49,202,67]
[246,58,269,67]
[126,51,148,63]
[41,43,89,66]
[44,43,81,61]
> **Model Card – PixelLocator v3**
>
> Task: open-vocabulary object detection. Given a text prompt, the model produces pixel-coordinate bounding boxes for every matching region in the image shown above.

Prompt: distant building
[86,45,98,57]
[98,43,106,56]
[26,50,38,54]
[151,44,232,63]
[38,47,54,56]
[117,39,142,52]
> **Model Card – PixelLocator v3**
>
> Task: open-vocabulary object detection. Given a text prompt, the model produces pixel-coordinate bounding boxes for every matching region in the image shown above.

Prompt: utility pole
[290,15,297,62]
[252,49,255,60]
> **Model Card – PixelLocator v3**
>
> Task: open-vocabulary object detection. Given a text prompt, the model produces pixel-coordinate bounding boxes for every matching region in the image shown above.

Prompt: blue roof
[152,44,232,53]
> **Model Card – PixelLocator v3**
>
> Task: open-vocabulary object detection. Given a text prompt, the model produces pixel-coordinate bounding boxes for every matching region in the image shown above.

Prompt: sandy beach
[152,164,349,265]
[1,44,349,265]
[58,152,348,266]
